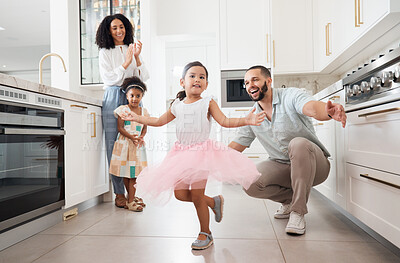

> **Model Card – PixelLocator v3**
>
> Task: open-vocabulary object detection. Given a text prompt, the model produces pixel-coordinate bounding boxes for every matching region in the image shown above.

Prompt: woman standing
[96,13,149,208]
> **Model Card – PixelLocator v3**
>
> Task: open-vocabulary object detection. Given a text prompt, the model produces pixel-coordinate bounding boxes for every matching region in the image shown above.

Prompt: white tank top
[170,96,213,145]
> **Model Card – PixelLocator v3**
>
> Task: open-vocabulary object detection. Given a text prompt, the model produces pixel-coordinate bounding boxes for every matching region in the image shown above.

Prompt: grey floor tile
[2,184,399,263]
[0,234,73,263]
[32,235,285,263]
[280,239,400,263]
[40,202,116,235]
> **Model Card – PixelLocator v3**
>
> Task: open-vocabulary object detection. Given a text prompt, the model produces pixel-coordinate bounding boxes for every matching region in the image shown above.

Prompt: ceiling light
[2,65,6,68]
[0,27,5,31]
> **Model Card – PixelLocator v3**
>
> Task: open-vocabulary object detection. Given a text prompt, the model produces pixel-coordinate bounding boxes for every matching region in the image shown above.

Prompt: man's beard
[251,81,268,101]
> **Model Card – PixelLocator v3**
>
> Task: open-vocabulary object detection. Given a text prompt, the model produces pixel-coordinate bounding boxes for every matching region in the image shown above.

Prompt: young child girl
[119,61,265,249]
[109,76,149,212]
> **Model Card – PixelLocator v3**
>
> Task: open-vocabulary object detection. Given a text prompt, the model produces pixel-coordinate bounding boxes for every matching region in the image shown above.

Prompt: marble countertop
[0,73,102,106]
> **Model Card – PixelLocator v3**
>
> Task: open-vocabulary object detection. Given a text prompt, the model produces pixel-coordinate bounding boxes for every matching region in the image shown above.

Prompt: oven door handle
[0,128,65,135]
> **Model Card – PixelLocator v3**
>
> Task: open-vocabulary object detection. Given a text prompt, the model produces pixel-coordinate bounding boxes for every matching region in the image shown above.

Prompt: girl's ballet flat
[191,232,213,250]
[212,195,224,223]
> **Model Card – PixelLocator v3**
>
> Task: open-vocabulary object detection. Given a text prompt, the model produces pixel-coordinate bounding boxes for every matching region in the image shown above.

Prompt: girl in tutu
[119,61,265,249]
[109,76,149,212]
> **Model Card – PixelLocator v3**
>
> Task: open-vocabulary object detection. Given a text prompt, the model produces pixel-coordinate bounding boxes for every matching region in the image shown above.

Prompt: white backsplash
[273,74,340,95]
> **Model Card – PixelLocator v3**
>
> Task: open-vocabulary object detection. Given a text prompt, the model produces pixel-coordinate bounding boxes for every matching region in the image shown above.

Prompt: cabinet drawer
[346,100,400,175]
[346,163,400,248]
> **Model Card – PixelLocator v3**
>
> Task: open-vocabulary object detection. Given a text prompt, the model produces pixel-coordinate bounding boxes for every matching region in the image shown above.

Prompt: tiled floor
[1,183,399,263]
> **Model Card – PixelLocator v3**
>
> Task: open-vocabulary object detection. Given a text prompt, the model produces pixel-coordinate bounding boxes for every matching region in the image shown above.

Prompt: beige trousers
[244,137,330,215]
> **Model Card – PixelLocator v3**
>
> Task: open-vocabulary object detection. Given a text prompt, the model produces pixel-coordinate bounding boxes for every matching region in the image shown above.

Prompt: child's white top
[99,45,150,89]
[170,96,213,145]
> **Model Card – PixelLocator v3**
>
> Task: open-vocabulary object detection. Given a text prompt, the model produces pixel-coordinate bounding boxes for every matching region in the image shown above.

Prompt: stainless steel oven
[344,46,400,190]
[221,70,254,108]
[0,89,65,233]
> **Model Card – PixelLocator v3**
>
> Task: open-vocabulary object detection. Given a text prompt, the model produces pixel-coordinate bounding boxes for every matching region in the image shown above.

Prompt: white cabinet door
[64,101,108,208]
[219,107,269,164]
[313,0,347,72]
[343,0,389,45]
[313,89,345,205]
[64,101,90,208]
[219,0,271,70]
[86,105,108,197]
[271,0,313,74]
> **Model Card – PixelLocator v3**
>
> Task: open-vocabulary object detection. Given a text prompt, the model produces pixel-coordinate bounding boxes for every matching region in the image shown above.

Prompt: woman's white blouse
[99,45,150,88]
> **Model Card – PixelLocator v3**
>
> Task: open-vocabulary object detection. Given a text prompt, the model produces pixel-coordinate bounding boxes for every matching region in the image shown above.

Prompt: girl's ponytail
[170,89,186,107]
[176,90,186,101]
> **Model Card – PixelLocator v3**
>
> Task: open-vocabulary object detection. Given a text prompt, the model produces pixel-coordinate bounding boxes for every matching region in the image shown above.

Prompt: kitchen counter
[0,73,102,106]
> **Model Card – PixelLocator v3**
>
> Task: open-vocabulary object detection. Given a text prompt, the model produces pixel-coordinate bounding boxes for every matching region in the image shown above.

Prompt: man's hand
[245,108,266,126]
[326,100,347,128]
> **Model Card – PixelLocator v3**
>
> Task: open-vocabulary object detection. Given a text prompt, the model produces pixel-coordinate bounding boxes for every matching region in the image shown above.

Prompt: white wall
[155,0,218,36]
[50,0,95,98]
[142,0,219,164]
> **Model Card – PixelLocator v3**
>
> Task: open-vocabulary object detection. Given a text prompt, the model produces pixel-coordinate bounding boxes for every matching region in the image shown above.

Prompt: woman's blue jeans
[102,86,128,195]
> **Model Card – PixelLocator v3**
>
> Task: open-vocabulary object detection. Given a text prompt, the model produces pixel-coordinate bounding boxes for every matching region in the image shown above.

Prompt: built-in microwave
[221,70,254,108]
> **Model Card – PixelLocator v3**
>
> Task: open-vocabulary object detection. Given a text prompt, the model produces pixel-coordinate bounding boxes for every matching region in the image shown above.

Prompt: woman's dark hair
[174,61,208,103]
[95,13,134,49]
[121,76,147,94]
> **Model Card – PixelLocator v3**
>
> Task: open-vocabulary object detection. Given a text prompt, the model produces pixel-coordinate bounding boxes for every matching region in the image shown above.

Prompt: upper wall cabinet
[219,0,271,70]
[79,0,141,86]
[270,0,313,74]
[314,0,400,74]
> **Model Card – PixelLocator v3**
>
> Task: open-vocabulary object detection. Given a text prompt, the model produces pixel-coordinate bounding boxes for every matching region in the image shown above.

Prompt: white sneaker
[274,203,291,219]
[285,211,306,235]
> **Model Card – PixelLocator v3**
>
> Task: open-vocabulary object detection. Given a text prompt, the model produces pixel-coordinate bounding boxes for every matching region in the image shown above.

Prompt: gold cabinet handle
[358,107,400,118]
[355,0,359,27]
[355,0,363,27]
[360,174,400,189]
[327,23,331,55]
[70,104,88,109]
[235,109,250,112]
[313,123,324,126]
[325,24,329,56]
[272,40,276,68]
[358,0,363,25]
[266,34,269,63]
[248,156,260,159]
[329,95,340,100]
[91,112,96,138]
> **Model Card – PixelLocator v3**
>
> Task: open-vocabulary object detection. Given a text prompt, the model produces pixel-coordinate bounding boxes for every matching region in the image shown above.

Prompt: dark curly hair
[121,76,147,94]
[95,13,134,49]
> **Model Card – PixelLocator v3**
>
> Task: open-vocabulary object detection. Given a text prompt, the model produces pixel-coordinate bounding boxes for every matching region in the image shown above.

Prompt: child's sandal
[126,201,143,212]
[134,197,146,207]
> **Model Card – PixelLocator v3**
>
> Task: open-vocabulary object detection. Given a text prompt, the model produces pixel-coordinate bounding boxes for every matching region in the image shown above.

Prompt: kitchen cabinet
[219,0,271,70]
[313,0,341,72]
[345,99,400,248]
[219,108,269,164]
[64,100,108,208]
[79,0,141,85]
[313,83,346,208]
[313,0,400,74]
[270,0,313,74]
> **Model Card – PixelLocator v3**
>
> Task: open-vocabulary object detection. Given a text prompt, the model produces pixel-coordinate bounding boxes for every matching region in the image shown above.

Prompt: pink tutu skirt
[136,139,261,203]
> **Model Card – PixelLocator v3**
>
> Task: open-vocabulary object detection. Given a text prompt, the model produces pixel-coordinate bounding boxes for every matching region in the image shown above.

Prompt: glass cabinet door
[79,0,141,85]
